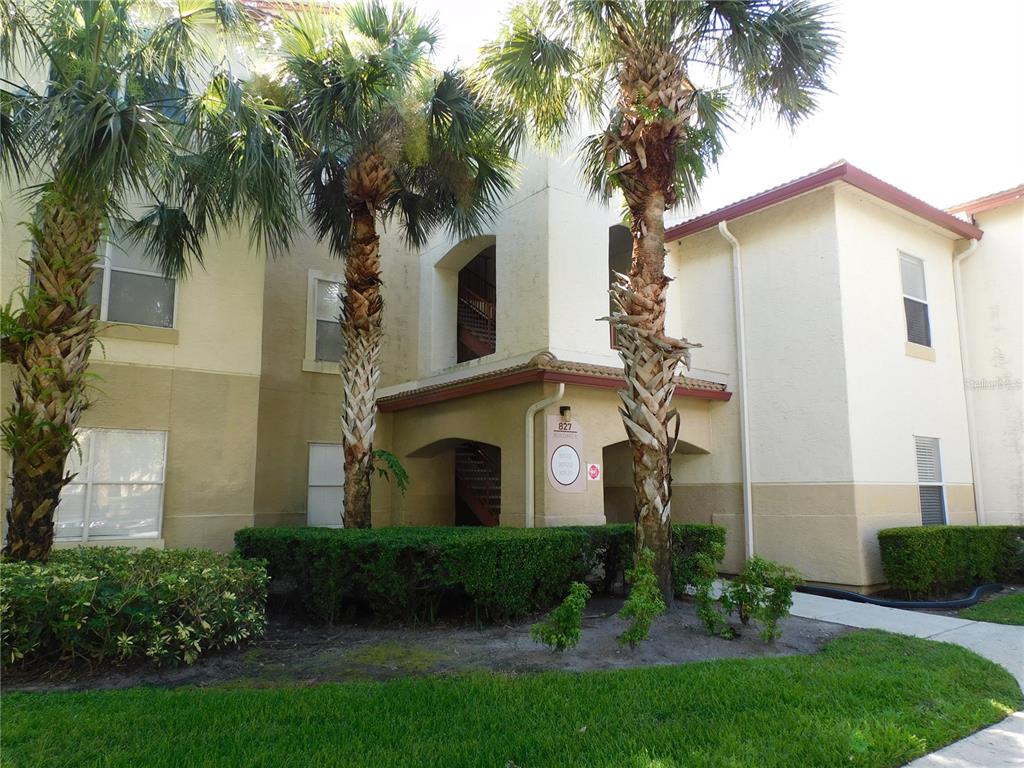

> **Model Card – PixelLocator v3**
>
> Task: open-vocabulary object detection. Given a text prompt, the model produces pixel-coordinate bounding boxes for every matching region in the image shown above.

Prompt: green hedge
[1,548,268,670]
[878,525,1024,598]
[234,523,726,623]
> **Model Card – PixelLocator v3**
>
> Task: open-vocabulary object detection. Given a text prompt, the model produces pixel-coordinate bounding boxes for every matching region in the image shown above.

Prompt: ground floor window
[914,435,946,526]
[308,443,344,527]
[57,429,167,541]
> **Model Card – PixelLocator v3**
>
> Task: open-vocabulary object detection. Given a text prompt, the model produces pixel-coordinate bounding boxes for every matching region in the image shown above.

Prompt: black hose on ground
[796,583,1004,610]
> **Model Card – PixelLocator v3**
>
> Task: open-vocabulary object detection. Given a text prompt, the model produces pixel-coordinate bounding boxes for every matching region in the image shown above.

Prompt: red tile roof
[947,184,1024,217]
[665,161,983,242]
[378,353,730,412]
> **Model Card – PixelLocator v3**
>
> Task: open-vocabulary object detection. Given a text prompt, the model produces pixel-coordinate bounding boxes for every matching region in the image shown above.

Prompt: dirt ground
[4,597,849,693]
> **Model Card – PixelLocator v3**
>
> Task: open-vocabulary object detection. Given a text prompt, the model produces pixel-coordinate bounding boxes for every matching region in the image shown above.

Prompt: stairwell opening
[454,441,501,526]
[456,245,496,362]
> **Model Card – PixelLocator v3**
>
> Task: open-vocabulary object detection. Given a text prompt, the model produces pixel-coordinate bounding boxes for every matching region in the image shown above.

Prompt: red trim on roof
[947,185,1024,216]
[666,162,983,242]
[378,367,730,412]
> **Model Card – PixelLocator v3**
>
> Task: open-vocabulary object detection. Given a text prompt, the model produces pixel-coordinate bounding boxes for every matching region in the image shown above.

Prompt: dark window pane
[904,298,931,347]
[919,485,946,526]
[107,270,174,327]
[316,319,343,362]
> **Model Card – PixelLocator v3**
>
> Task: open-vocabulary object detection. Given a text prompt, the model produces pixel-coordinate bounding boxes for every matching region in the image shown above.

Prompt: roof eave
[666,162,984,243]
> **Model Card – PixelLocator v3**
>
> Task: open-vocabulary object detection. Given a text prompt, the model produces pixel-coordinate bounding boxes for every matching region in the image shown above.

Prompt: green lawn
[2,631,1020,768]
[961,593,1024,625]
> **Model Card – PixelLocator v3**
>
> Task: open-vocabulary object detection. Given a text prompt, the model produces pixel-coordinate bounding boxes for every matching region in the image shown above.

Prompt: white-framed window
[57,429,168,541]
[305,270,344,364]
[307,442,344,527]
[914,435,946,526]
[88,223,177,328]
[900,253,931,347]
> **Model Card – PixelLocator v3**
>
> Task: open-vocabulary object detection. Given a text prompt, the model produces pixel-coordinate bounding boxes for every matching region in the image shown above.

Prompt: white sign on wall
[546,416,585,493]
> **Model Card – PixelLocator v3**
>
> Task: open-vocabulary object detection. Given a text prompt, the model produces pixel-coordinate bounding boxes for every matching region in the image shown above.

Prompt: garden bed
[3,596,845,692]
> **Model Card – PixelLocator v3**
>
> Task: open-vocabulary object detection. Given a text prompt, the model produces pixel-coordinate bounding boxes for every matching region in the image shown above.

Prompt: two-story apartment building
[2,148,1020,588]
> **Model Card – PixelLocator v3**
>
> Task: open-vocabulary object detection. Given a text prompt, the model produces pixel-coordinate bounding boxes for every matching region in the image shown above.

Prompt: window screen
[57,429,167,540]
[314,279,343,362]
[308,443,344,527]
[900,255,931,347]
[914,436,945,526]
[104,229,176,328]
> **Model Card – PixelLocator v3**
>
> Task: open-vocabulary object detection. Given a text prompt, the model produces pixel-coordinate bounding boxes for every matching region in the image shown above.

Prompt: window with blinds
[58,429,167,541]
[308,443,344,527]
[914,436,946,526]
[900,254,931,347]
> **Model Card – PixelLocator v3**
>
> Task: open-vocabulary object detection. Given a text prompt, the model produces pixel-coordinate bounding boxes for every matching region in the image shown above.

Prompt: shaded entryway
[602,438,709,524]
[455,441,501,526]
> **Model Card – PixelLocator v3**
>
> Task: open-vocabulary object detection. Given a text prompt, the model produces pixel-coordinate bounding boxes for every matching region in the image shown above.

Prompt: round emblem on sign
[550,444,581,486]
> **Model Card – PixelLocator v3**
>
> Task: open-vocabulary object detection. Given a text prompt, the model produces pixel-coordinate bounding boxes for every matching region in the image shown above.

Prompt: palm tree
[272,2,515,528]
[0,0,298,560]
[476,0,838,597]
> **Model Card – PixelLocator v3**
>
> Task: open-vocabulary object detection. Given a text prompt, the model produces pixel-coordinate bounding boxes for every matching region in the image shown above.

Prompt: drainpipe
[524,382,565,528]
[718,221,754,559]
[952,239,984,523]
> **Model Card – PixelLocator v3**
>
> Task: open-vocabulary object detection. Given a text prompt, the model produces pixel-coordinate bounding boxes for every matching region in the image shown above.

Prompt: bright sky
[414,0,1024,217]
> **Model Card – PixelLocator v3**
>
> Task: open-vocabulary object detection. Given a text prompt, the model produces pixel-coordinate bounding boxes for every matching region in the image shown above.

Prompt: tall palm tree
[476,0,838,597]
[0,0,298,560]
[273,2,515,528]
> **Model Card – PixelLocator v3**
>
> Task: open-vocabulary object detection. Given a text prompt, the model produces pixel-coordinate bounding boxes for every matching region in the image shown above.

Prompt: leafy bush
[530,581,591,650]
[693,555,801,642]
[1,547,267,670]
[618,548,666,647]
[235,523,725,624]
[878,526,1024,598]
[721,556,801,642]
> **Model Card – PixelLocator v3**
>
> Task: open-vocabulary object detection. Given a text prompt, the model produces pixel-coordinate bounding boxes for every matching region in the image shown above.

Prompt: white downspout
[524,382,565,528]
[718,221,754,559]
[952,239,983,523]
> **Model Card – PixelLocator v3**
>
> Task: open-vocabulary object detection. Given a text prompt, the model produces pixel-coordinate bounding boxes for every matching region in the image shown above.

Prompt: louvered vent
[914,436,945,526]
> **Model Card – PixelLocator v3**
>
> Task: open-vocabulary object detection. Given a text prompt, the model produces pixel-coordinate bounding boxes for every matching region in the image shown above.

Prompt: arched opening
[608,224,631,349]
[456,244,496,362]
[454,440,501,526]
[601,438,709,524]
[405,436,502,527]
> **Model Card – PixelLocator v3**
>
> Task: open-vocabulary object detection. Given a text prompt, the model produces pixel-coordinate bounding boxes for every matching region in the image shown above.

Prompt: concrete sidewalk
[789,592,1024,767]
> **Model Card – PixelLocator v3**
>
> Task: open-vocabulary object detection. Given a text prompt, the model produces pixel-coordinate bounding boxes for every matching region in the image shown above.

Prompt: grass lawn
[2,631,1020,768]
[960,592,1024,625]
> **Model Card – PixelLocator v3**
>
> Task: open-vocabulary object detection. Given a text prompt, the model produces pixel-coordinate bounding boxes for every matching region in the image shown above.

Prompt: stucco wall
[960,200,1023,524]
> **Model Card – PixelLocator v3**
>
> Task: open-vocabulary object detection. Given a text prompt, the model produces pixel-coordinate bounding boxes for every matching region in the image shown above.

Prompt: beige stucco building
[2,148,1019,587]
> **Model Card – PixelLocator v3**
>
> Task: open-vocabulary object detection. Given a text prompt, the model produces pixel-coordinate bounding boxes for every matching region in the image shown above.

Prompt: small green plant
[530,581,591,650]
[618,548,666,647]
[372,449,410,495]
[692,555,801,642]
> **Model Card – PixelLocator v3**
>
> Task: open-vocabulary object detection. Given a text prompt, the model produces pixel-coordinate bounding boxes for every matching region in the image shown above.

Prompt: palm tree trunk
[610,187,696,601]
[3,188,102,561]
[339,205,383,528]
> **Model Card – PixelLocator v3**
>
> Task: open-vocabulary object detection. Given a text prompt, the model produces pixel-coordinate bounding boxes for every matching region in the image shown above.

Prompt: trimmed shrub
[1,548,267,670]
[879,525,1024,598]
[234,523,725,624]
[530,581,591,650]
[721,556,801,642]
[618,548,666,647]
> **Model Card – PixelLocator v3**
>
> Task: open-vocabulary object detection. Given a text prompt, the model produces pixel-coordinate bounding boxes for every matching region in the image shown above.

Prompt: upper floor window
[88,224,176,328]
[58,429,167,541]
[900,253,931,347]
[914,435,946,526]
[306,271,344,363]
